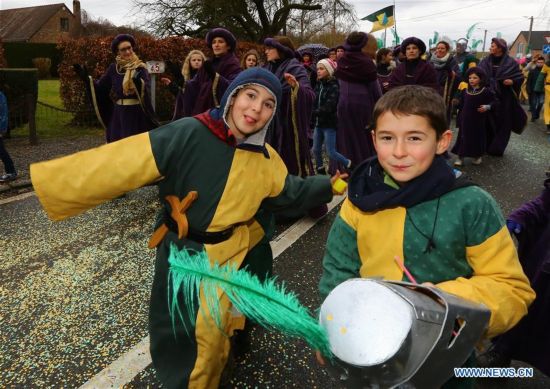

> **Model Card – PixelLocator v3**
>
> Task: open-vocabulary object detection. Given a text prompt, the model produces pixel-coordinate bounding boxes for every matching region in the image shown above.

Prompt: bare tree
[131,0,331,42]
[286,0,356,45]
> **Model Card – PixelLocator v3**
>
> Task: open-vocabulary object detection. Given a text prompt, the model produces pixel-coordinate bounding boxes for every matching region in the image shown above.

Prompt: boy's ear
[436,129,453,155]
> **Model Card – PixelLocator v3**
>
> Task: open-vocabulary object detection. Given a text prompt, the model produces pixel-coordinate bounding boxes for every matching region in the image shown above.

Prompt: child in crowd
[319,85,534,385]
[31,68,345,389]
[312,59,352,174]
[241,49,260,69]
[452,67,495,166]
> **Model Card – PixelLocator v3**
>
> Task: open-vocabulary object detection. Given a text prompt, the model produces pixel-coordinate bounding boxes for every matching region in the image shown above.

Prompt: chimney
[73,0,81,35]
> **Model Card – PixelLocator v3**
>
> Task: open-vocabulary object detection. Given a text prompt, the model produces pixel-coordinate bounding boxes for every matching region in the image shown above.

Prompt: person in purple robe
[388,37,439,92]
[451,67,496,166]
[73,34,157,143]
[181,28,242,117]
[478,176,550,377]
[376,47,396,93]
[430,41,460,124]
[333,31,381,169]
[161,50,205,120]
[263,36,316,178]
[478,38,526,156]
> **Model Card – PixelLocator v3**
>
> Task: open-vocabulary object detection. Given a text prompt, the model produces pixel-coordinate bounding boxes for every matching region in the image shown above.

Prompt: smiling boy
[319,86,534,348]
[31,68,344,389]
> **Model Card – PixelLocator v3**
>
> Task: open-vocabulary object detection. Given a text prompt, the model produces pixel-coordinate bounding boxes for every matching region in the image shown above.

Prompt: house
[509,30,550,59]
[0,1,82,43]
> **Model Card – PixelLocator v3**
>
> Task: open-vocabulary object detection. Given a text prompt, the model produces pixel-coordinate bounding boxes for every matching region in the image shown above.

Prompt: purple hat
[111,34,136,54]
[343,32,368,52]
[264,37,295,59]
[491,37,508,53]
[465,66,488,87]
[392,45,402,57]
[401,37,426,55]
[206,28,237,52]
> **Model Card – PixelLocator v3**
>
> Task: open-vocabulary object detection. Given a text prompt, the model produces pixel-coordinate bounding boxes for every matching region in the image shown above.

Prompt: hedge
[3,42,62,78]
[58,36,264,121]
[0,68,38,129]
[0,40,6,68]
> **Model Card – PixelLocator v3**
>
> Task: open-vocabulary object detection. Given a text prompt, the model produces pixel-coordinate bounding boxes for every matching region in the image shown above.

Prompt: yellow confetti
[340,327,347,334]
[326,314,333,321]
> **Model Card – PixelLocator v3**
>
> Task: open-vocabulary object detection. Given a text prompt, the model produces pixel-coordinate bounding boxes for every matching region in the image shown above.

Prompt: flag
[361,5,395,33]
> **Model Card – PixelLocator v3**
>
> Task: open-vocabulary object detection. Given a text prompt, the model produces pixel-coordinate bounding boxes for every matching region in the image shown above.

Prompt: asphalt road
[1,120,548,388]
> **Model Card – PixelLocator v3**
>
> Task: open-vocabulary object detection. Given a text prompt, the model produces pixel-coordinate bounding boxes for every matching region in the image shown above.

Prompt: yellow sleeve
[30,132,161,221]
[436,226,535,338]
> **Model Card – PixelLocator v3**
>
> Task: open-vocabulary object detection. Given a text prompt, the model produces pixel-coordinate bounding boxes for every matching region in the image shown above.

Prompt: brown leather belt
[148,192,234,248]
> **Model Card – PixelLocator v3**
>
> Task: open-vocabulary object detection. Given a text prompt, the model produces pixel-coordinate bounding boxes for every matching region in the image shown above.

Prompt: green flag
[361,5,395,33]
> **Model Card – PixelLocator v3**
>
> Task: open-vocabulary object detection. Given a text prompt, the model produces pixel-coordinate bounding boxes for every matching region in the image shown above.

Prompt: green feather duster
[167,244,332,357]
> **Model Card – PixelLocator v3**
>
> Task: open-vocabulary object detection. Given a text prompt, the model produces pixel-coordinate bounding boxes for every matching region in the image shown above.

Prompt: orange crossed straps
[147,191,198,249]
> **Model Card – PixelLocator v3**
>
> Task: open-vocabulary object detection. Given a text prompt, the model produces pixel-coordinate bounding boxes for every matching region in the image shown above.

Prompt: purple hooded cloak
[179,52,241,118]
[478,52,526,156]
[264,57,316,178]
[491,179,550,376]
[333,51,381,168]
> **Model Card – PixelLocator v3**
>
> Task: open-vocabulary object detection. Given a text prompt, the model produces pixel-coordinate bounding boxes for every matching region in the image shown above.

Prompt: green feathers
[167,244,332,357]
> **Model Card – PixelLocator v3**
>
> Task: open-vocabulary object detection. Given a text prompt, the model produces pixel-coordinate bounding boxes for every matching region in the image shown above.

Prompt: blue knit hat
[212,67,282,145]
[111,34,136,54]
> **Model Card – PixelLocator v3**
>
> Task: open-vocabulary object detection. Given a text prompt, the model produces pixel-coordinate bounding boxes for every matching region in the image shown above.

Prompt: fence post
[26,93,37,145]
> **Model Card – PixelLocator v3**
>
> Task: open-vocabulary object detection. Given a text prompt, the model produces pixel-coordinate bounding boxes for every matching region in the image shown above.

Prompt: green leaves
[167,244,332,357]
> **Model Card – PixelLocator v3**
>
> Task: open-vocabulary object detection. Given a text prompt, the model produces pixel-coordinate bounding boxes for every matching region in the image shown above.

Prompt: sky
[3,0,550,50]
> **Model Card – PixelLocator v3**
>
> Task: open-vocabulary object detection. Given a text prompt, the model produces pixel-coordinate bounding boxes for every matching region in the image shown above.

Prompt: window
[517,43,525,55]
[60,17,69,32]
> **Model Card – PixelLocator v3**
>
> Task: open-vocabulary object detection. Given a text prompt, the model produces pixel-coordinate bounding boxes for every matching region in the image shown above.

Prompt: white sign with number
[146,61,165,74]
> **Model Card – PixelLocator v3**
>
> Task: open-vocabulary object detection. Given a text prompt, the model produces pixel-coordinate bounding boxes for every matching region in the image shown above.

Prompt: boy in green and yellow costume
[31,68,344,388]
[319,86,535,385]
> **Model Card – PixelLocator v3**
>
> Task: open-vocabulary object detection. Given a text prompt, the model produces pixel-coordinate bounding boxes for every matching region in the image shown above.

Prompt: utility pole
[526,16,533,55]
[482,29,487,53]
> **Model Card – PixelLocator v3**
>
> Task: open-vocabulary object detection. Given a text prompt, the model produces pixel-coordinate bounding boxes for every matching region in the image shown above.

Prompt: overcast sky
[3,0,550,50]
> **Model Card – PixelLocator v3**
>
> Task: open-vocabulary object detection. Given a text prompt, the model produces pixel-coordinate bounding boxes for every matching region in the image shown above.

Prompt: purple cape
[492,180,550,376]
[92,63,156,143]
[478,54,526,156]
[388,60,439,91]
[335,52,378,83]
[264,58,315,177]
[180,52,241,117]
[451,87,496,158]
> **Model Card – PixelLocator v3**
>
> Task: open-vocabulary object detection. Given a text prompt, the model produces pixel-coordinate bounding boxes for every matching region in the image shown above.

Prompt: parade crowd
[23,28,550,389]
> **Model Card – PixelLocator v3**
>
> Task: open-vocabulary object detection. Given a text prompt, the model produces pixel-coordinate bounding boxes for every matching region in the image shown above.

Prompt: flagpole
[393,0,398,44]
[384,28,387,47]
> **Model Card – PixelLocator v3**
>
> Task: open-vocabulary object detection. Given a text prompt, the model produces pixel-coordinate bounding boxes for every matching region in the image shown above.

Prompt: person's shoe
[477,347,512,368]
[316,166,327,175]
[453,159,463,167]
[472,157,482,165]
[0,173,17,183]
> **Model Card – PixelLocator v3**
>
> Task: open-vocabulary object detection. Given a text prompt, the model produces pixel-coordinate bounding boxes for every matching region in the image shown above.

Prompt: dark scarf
[389,60,439,91]
[405,58,420,77]
[348,156,459,212]
[335,51,378,83]
[377,62,392,76]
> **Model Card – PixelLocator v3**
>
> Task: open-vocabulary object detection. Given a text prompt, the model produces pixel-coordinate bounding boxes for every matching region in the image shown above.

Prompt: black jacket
[312,78,339,129]
[526,66,542,94]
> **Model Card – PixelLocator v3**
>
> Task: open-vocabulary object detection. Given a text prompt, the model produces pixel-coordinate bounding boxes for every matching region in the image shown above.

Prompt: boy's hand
[160,77,172,86]
[330,170,349,194]
[284,73,298,88]
[503,79,513,86]
[477,105,488,113]
[315,351,326,366]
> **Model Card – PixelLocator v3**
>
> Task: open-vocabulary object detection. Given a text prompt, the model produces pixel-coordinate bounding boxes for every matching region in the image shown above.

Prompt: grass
[11,79,103,139]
